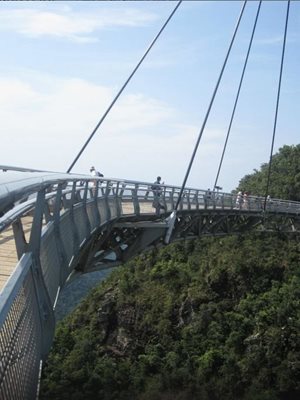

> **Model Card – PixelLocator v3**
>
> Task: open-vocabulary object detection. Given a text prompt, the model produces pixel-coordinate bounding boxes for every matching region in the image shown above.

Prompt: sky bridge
[0,1,299,399]
[0,170,300,399]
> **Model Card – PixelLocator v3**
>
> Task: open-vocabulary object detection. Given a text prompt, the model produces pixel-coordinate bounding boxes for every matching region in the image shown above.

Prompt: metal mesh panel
[121,200,134,215]
[73,206,88,244]
[97,199,109,224]
[108,198,118,219]
[139,201,153,214]
[40,226,61,306]
[0,263,42,400]
[59,213,75,264]
[86,201,98,231]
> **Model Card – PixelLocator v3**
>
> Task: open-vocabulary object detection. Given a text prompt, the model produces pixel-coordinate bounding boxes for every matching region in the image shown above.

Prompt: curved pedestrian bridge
[0,170,300,399]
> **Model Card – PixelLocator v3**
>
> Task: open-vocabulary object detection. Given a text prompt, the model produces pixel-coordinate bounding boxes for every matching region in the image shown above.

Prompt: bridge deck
[0,228,18,290]
[0,216,38,291]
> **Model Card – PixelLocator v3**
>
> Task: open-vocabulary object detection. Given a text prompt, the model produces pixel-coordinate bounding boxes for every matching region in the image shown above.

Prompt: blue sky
[0,1,299,191]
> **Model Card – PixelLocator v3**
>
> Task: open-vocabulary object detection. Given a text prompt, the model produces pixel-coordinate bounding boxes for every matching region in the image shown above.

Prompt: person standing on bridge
[205,188,212,208]
[90,166,103,179]
[243,191,249,209]
[151,176,165,213]
[90,166,104,193]
[236,191,243,209]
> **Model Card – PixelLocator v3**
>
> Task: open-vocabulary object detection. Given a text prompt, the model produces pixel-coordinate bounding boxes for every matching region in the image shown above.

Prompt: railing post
[204,191,208,210]
[28,189,55,359]
[116,182,122,217]
[187,189,191,210]
[43,202,52,223]
[170,188,175,211]
[133,184,140,215]
[69,182,80,252]
[53,184,69,285]
[92,181,101,227]
[195,190,199,210]
[179,189,183,211]
[83,181,91,237]
[12,219,28,259]
[162,186,167,212]
[104,180,112,222]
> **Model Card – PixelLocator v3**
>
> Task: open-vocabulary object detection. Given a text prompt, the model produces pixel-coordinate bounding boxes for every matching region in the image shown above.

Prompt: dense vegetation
[237,144,300,201]
[40,145,300,400]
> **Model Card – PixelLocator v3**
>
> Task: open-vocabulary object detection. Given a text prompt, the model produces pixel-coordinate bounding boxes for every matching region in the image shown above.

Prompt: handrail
[1,175,300,227]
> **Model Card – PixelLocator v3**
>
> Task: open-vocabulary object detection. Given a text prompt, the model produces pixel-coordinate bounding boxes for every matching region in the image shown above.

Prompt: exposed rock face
[115,327,132,353]
[178,296,194,326]
[117,306,136,329]
[96,288,198,357]
[96,288,135,355]
[97,288,117,343]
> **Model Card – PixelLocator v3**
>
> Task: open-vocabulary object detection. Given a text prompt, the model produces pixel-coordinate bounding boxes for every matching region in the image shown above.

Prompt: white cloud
[0,74,229,189]
[256,35,283,46]
[1,73,277,191]
[0,7,158,42]
[0,78,42,107]
[256,33,300,47]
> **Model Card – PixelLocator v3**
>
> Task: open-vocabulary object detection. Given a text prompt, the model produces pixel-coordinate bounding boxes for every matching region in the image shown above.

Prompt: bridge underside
[76,209,300,274]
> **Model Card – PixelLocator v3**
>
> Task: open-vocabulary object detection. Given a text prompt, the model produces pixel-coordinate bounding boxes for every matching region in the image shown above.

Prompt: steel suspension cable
[264,0,290,211]
[213,1,262,192]
[67,0,182,173]
[174,1,247,211]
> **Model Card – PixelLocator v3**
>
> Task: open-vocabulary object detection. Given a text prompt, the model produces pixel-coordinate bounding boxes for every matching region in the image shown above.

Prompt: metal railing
[0,171,300,399]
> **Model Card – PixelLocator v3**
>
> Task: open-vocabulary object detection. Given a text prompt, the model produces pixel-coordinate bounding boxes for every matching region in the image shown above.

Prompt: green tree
[237,144,300,200]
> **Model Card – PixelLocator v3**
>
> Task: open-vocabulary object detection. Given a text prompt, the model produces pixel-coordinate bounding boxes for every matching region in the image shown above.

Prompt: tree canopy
[237,144,300,201]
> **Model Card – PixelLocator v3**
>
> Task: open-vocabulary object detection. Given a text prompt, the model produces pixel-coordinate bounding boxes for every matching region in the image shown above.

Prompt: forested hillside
[40,145,300,400]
